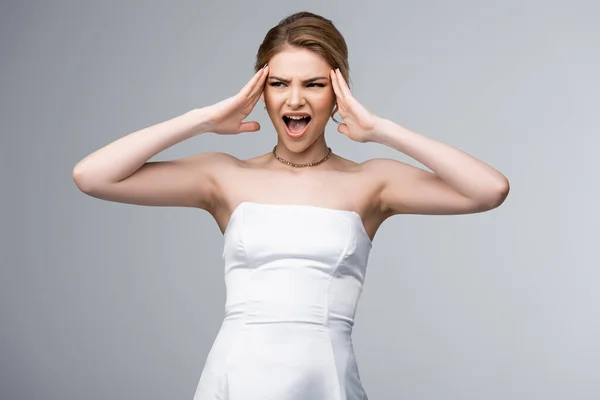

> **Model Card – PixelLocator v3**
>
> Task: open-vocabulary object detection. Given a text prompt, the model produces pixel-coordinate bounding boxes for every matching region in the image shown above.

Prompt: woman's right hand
[202,65,270,135]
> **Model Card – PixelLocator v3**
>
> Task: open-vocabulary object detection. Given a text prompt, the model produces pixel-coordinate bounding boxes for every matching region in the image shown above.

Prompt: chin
[278,136,308,149]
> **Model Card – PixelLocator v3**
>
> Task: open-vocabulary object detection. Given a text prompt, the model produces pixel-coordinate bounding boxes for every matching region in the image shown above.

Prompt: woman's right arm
[72,65,269,210]
[72,108,229,210]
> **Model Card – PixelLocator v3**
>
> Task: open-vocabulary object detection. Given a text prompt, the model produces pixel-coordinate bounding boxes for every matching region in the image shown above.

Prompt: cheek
[263,87,279,100]
[316,96,336,115]
[310,90,332,103]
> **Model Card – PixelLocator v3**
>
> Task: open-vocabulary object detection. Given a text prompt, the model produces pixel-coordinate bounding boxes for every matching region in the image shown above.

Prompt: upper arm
[365,158,492,216]
[74,152,233,210]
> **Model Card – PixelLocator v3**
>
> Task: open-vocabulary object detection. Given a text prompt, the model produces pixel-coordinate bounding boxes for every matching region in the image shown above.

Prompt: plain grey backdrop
[2,0,598,399]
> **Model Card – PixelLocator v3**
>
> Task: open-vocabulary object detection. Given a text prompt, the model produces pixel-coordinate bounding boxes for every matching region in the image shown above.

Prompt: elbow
[72,164,96,194]
[72,167,88,193]
[482,178,510,210]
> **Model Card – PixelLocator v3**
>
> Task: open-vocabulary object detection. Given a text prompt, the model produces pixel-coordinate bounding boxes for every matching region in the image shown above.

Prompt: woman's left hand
[330,68,380,143]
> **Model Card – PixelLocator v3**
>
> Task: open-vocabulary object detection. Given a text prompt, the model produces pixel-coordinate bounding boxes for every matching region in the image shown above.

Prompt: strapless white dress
[193,202,373,400]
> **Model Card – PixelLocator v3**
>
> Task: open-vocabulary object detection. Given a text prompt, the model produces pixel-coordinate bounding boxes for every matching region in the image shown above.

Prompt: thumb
[337,123,349,137]
[239,121,261,133]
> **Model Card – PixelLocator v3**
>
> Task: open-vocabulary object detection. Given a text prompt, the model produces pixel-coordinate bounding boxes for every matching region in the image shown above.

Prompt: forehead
[268,47,331,78]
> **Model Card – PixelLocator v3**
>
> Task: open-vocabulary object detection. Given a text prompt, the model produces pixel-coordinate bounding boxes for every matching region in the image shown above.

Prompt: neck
[274,137,330,166]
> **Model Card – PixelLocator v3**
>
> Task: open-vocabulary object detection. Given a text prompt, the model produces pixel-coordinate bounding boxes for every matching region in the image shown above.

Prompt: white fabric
[193,202,373,400]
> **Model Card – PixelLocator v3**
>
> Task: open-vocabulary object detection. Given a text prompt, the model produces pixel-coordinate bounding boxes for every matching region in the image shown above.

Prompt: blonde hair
[254,11,350,123]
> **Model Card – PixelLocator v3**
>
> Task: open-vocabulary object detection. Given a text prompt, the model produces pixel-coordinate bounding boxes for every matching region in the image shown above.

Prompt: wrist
[189,108,212,136]
[369,117,392,144]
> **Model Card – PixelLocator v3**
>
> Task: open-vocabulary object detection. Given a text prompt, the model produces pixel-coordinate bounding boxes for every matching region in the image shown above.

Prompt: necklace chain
[272,145,332,168]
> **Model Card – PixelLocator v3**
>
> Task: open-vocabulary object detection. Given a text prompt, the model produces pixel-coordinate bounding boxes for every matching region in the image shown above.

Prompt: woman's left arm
[330,68,510,216]
[366,118,510,215]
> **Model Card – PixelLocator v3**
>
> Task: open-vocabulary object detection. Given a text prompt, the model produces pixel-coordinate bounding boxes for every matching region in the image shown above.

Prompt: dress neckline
[222,201,373,245]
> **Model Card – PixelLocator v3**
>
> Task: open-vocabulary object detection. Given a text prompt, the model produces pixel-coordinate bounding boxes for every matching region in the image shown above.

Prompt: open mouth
[282,115,312,137]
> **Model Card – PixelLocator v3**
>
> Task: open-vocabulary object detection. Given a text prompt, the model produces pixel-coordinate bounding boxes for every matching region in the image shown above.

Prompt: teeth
[285,115,309,120]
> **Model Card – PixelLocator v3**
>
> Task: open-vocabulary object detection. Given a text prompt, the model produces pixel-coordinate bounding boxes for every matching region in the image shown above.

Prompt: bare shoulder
[355,157,428,214]
[348,157,414,187]
[358,157,429,186]
[163,151,243,211]
[189,150,243,202]
[359,157,417,174]
[187,150,239,167]
[185,151,245,180]
[329,155,385,208]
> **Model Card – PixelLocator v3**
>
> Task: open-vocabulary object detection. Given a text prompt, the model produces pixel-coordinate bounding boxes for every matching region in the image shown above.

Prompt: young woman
[73,11,509,400]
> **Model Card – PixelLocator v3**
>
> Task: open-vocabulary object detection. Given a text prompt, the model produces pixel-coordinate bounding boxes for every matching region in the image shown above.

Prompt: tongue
[288,118,309,133]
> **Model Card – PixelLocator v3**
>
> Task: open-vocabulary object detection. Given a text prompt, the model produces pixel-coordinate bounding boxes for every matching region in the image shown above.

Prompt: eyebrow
[268,76,328,84]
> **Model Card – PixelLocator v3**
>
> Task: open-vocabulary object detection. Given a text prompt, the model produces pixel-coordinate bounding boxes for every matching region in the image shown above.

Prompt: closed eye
[269,82,326,88]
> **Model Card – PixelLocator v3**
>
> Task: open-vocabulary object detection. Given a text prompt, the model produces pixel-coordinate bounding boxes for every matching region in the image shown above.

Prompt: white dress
[193,202,373,400]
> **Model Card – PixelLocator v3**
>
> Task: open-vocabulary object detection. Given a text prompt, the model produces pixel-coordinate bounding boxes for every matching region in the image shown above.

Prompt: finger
[330,69,343,99]
[238,121,261,133]
[239,66,267,98]
[243,66,269,108]
[248,65,269,101]
[335,69,352,98]
[337,123,349,136]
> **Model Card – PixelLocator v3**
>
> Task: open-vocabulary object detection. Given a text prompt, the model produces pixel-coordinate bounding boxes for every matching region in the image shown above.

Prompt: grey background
[2,0,598,399]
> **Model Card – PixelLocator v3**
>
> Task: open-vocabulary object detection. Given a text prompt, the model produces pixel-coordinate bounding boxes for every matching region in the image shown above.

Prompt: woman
[73,11,509,400]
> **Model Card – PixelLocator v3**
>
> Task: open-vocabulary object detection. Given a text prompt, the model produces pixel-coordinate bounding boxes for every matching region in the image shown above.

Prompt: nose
[286,85,305,108]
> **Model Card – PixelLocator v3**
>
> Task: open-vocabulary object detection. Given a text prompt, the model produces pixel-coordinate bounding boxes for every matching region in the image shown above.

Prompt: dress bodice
[221,201,373,327]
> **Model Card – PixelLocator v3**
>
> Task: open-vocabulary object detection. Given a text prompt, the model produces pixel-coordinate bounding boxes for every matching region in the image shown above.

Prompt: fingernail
[263,63,268,69]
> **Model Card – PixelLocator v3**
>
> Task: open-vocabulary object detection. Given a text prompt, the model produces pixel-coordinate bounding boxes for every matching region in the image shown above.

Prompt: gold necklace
[272,145,332,168]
